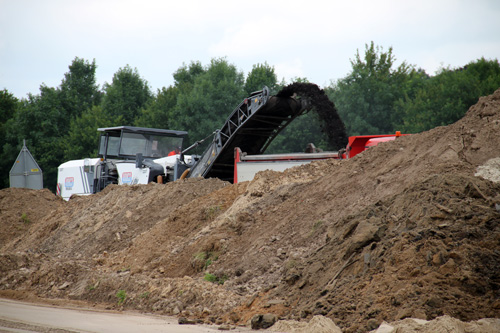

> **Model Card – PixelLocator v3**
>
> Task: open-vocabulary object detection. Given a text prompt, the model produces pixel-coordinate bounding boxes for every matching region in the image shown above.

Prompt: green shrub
[116,289,127,305]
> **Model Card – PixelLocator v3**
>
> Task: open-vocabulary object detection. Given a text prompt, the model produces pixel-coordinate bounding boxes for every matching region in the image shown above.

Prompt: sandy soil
[1,88,500,332]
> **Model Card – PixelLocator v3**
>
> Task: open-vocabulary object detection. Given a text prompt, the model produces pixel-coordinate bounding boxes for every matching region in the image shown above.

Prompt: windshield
[99,131,184,159]
[119,132,183,158]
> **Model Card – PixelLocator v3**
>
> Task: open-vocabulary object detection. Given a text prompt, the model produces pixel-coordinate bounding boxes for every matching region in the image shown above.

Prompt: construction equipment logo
[122,172,132,184]
[65,177,74,190]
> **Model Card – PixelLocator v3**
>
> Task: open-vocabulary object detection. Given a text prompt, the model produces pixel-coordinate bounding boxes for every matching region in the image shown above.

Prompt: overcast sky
[1,0,499,99]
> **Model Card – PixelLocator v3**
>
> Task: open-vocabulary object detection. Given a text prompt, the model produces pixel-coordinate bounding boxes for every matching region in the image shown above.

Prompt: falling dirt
[278,82,348,150]
[1,88,500,332]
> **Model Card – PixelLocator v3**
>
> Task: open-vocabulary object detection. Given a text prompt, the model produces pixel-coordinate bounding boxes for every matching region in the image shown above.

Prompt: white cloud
[274,58,305,82]
[1,0,499,97]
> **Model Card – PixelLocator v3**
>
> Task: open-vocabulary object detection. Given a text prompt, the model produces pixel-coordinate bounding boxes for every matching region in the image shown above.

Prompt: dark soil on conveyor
[277,82,349,150]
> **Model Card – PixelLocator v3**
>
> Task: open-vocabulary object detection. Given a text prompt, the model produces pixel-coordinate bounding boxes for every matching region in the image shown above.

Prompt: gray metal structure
[187,87,309,181]
[9,140,43,189]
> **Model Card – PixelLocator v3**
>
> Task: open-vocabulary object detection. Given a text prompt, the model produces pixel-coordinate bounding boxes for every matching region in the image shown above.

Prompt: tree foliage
[245,62,279,95]
[0,89,20,188]
[169,58,246,145]
[14,86,67,188]
[396,58,500,132]
[326,42,425,135]
[0,58,102,189]
[59,57,102,118]
[134,86,178,129]
[62,106,120,161]
[102,65,152,125]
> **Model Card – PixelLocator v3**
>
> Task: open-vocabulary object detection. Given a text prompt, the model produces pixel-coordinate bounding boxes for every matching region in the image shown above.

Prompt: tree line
[1,42,499,191]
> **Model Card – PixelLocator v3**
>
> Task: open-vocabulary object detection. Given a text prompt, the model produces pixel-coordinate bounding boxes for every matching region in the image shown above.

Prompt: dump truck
[57,86,312,200]
[232,132,408,183]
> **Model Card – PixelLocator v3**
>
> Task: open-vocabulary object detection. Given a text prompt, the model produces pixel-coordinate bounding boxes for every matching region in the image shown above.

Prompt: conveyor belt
[188,87,308,182]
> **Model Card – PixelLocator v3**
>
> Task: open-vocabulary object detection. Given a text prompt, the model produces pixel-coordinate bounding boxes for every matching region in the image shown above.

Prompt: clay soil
[2,89,500,332]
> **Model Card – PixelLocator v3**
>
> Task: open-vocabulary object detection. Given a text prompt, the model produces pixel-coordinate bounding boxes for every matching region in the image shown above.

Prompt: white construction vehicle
[57,126,194,200]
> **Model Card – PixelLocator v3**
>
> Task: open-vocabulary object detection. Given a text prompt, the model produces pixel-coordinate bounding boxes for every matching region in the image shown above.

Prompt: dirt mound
[375,315,500,333]
[1,88,499,332]
[0,188,64,248]
[269,315,342,332]
[2,177,229,257]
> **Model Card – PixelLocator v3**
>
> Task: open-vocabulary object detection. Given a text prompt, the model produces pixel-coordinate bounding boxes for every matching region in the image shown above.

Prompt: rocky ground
[1,89,500,332]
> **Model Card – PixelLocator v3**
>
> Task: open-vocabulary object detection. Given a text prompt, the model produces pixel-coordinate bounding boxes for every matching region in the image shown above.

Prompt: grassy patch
[309,220,324,236]
[21,213,30,224]
[204,273,228,285]
[193,250,219,271]
[116,289,127,305]
[203,205,222,221]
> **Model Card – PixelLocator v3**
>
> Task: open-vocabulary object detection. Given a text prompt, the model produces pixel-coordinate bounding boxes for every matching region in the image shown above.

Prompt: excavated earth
[2,89,500,332]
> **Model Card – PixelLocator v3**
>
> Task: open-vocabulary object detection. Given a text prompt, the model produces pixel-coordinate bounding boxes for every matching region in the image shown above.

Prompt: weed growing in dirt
[21,213,30,224]
[140,292,150,299]
[309,220,324,236]
[204,273,228,285]
[204,273,217,283]
[193,251,219,271]
[313,220,324,230]
[203,205,221,221]
[116,289,127,305]
[87,280,100,291]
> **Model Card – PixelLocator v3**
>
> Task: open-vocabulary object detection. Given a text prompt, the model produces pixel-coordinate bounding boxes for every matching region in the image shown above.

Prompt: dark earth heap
[1,88,500,332]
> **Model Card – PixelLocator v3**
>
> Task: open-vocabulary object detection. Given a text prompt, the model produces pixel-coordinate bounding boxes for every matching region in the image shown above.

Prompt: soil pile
[0,188,64,248]
[1,88,500,332]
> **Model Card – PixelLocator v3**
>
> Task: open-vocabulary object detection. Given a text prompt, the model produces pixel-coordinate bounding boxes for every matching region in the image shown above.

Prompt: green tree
[169,58,246,145]
[62,106,120,161]
[59,57,102,119]
[173,61,205,92]
[102,65,152,124]
[396,57,500,132]
[0,89,20,188]
[245,62,279,95]
[327,42,423,135]
[14,86,67,189]
[2,58,105,190]
[134,86,179,129]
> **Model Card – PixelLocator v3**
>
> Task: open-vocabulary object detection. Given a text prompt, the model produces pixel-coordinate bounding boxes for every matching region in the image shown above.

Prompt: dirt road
[0,298,246,332]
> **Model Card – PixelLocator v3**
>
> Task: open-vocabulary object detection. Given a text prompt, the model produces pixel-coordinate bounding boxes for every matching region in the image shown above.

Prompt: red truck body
[343,131,409,159]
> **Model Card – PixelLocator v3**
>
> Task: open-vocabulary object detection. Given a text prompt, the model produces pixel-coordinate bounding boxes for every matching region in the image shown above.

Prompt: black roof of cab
[97,126,188,137]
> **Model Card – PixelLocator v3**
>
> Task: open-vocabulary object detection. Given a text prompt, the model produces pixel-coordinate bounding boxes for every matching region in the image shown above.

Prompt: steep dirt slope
[0,188,64,248]
[1,88,499,332]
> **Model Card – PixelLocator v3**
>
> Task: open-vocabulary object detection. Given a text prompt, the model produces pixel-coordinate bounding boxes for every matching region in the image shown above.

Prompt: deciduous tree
[169,58,246,145]
[245,62,279,95]
[102,65,152,124]
[327,42,423,135]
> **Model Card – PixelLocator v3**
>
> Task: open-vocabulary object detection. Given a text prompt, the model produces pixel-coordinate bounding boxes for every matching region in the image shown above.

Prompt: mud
[1,88,500,332]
